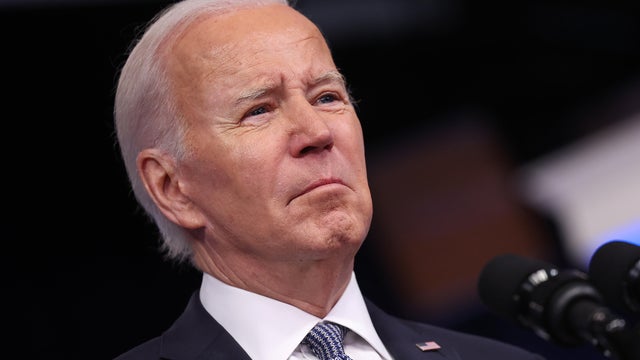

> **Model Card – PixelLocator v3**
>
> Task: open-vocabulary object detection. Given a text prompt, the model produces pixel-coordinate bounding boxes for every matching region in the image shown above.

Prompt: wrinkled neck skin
[192,238,357,318]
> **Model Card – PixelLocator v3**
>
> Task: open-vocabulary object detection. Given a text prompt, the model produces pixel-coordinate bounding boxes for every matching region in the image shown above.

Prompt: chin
[322,220,368,249]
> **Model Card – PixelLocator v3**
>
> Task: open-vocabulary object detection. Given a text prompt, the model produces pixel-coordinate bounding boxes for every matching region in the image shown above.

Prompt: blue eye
[248,106,269,117]
[317,93,338,104]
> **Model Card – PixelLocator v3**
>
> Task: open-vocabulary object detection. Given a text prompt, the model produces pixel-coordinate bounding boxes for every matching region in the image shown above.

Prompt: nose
[287,99,334,157]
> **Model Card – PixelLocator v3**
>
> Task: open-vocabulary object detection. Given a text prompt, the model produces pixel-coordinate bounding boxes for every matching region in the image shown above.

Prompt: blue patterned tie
[303,322,353,360]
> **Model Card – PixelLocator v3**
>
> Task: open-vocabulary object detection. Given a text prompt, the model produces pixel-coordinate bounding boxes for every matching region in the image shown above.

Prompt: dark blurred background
[4,0,640,359]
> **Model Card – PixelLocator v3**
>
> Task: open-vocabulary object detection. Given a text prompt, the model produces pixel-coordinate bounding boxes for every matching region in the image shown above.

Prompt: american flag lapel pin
[416,341,441,351]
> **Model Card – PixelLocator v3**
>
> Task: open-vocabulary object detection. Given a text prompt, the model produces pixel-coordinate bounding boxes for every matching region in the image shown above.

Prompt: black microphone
[588,240,640,314]
[478,253,640,360]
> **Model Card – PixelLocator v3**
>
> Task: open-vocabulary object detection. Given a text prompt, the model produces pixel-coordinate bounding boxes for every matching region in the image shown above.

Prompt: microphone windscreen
[588,240,640,311]
[477,253,554,318]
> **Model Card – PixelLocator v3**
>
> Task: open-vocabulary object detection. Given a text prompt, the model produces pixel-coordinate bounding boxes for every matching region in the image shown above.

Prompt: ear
[137,148,205,230]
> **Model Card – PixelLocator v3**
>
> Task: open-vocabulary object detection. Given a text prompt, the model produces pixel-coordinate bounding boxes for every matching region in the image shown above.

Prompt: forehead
[169,4,332,78]
[172,4,326,63]
[167,4,336,97]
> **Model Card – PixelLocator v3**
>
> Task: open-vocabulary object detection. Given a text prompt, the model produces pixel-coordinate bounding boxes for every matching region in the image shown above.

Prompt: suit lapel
[366,299,460,359]
[159,292,252,360]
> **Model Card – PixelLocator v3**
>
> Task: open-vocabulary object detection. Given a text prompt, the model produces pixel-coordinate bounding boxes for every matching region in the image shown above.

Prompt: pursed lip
[288,177,347,204]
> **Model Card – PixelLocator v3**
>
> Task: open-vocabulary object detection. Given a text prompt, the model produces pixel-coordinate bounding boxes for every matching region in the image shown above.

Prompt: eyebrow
[234,70,347,106]
[313,70,347,87]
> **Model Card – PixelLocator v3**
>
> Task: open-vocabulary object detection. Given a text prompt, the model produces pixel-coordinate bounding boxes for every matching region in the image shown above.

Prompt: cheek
[181,158,229,205]
[233,135,279,170]
[180,137,236,198]
[338,124,367,167]
[225,140,286,200]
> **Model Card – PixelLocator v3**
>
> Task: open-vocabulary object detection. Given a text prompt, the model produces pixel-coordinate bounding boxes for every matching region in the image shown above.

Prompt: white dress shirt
[199,271,394,360]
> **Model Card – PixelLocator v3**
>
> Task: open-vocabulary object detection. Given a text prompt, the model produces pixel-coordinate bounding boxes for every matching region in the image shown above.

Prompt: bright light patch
[597,220,640,247]
[517,116,640,270]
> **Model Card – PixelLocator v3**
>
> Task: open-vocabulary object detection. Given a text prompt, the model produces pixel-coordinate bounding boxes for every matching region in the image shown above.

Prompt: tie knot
[303,322,353,360]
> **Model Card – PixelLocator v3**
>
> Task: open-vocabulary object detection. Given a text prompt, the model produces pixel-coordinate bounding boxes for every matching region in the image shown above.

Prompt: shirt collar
[199,271,393,360]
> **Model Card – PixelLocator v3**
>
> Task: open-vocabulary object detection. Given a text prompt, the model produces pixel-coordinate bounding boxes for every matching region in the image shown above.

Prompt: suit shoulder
[403,318,545,359]
[365,299,544,359]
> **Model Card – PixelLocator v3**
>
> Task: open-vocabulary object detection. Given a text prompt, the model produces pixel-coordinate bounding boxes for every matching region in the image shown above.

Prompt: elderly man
[113,0,545,359]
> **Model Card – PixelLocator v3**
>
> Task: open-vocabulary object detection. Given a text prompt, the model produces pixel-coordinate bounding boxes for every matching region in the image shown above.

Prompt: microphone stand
[569,300,640,360]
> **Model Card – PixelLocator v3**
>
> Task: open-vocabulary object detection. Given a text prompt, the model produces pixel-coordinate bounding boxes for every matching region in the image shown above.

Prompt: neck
[192,241,355,318]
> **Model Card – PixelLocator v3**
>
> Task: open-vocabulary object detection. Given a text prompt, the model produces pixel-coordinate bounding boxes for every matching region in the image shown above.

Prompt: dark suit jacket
[114,292,545,359]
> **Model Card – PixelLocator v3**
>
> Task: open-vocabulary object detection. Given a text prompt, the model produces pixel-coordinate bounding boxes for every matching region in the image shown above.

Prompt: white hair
[114,0,290,264]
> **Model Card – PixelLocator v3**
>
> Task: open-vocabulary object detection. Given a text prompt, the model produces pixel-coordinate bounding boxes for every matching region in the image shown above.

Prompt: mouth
[288,178,347,204]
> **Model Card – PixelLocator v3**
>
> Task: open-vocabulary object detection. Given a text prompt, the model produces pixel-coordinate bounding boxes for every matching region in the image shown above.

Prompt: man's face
[166,4,372,266]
